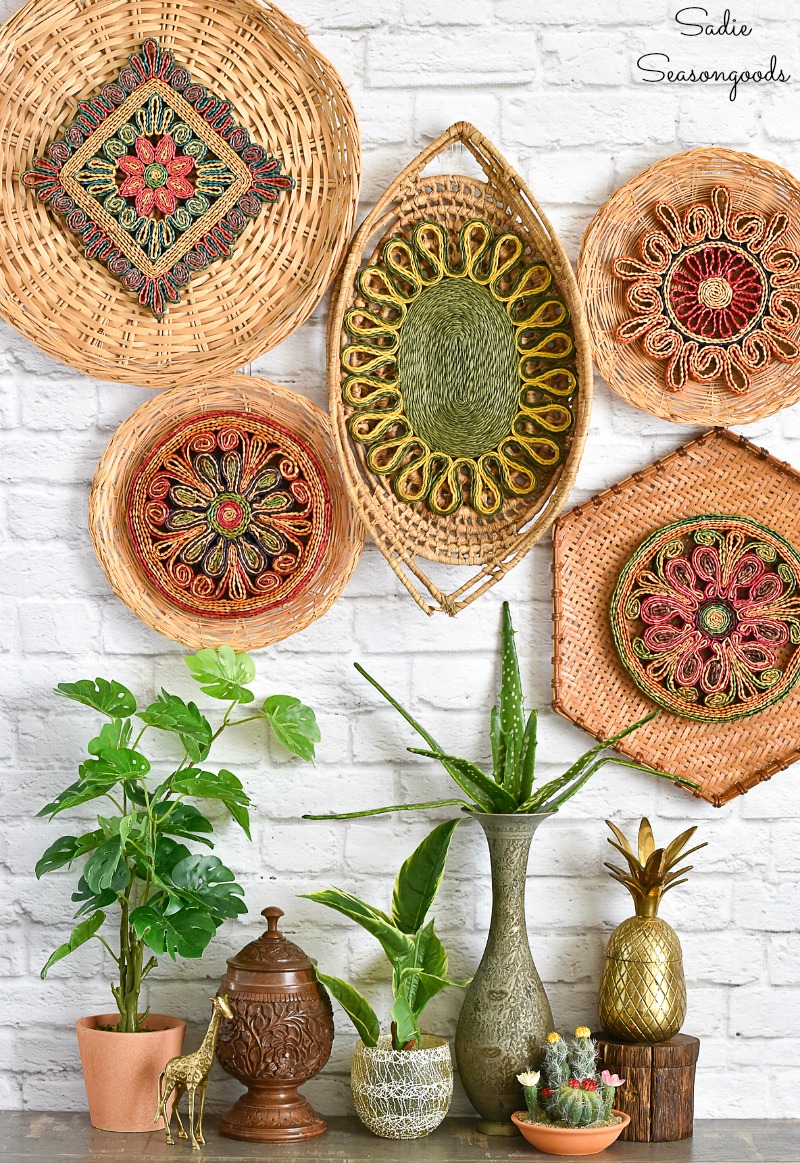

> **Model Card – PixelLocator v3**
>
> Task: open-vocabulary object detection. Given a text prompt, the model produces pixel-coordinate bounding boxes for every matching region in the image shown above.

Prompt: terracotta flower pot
[510,1109,631,1155]
[76,1013,186,1132]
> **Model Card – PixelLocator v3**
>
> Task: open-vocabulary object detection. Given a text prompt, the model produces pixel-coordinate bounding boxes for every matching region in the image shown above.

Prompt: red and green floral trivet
[22,39,293,318]
[610,513,800,722]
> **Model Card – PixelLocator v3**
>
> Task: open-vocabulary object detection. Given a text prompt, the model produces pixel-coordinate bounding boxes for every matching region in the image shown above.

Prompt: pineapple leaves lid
[604,818,707,919]
[227,906,313,972]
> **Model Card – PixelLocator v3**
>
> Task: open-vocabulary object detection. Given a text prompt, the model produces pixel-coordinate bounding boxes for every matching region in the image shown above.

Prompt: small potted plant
[301,820,468,1140]
[36,646,319,1133]
[511,1028,629,1155]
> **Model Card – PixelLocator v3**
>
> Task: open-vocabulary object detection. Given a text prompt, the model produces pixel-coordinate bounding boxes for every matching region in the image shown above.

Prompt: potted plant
[301,821,468,1140]
[36,646,319,1133]
[305,602,697,1133]
[511,1028,630,1155]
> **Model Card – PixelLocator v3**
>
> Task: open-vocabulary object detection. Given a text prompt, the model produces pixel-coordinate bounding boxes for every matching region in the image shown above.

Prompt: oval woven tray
[90,376,364,649]
[328,122,592,616]
[578,147,800,426]
[0,0,360,387]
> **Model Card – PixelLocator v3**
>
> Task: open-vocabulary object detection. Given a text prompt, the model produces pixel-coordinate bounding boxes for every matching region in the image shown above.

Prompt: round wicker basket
[578,147,800,426]
[0,0,360,387]
[328,122,592,616]
[90,375,364,649]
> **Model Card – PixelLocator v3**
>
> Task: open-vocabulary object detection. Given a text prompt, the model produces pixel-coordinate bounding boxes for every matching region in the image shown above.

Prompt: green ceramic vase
[455,812,554,1135]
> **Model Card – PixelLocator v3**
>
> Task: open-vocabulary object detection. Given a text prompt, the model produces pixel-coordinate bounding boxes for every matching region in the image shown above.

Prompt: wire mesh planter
[351,1036,453,1140]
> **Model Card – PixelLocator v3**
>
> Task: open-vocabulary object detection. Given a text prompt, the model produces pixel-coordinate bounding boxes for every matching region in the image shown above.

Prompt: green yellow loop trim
[341,217,577,517]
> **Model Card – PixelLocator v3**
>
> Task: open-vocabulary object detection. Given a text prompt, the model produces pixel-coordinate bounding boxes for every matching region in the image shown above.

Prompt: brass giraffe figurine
[155,995,234,1150]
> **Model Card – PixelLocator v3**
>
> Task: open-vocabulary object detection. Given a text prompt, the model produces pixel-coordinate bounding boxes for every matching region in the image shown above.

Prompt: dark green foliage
[38,648,319,1032]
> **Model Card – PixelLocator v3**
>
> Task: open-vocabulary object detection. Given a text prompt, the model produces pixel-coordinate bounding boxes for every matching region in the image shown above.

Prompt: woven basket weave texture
[0,0,360,387]
[578,147,800,426]
[552,427,800,805]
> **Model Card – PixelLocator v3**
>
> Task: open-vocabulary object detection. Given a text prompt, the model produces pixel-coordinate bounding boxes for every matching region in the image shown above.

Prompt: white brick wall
[0,0,798,1122]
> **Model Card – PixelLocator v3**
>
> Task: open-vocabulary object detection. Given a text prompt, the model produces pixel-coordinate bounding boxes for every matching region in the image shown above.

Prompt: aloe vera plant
[306,602,697,821]
[301,820,468,1050]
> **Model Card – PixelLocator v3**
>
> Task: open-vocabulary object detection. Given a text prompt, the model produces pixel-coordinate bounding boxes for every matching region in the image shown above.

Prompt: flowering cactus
[516,1070,540,1117]
[529,1027,625,1129]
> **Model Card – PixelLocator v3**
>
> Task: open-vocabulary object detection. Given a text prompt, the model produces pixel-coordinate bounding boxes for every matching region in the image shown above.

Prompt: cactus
[554,1079,605,1127]
[526,1027,626,1129]
[516,1069,540,1117]
[568,1027,597,1081]
[542,1032,570,1087]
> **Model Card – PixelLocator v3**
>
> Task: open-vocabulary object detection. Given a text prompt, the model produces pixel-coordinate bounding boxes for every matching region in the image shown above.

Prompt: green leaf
[489,705,504,783]
[130,904,217,959]
[83,837,128,895]
[554,710,660,790]
[303,799,472,820]
[261,695,320,762]
[166,854,246,921]
[152,802,214,849]
[393,919,447,1015]
[391,993,420,1049]
[501,725,520,799]
[313,968,380,1047]
[391,820,459,934]
[409,749,518,813]
[499,602,525,754]
[184,647,255,704]
[79,747,150,784]
[36,833,101,877]
[71,875,116,917]
[138,692,212,762]
[56,678,136,718]
[519,709,538,804]
[301,888,413,963]
[38,779,117,819]
[88,718,132,757]
[41,911,105,978]
[170,768,251,839]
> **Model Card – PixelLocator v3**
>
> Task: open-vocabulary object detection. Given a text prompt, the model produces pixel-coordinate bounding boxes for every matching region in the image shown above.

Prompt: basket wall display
[578,148,800,426]
[90,376,364,649]
[0,0,360,387]
[327,122,592,617]
[552,427,800,806]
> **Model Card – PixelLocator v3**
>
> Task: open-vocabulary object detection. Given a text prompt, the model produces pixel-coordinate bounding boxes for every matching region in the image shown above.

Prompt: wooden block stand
[595,1033,699,1142]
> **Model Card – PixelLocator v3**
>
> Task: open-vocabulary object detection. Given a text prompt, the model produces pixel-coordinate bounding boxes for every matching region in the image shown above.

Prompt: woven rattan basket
[552,427,800,806]
[0,0,360,387]
[578,148,800,426]
[328,122,592,616]
[90,375,364,649]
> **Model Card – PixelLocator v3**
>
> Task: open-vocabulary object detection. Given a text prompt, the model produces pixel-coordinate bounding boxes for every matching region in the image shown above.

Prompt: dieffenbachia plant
[306,602,697,821]
[302,820,468,1050]
[36,646,320,1033]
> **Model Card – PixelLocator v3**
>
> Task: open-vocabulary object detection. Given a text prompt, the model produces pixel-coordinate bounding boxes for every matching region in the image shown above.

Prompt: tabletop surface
[2,1114,799,1163]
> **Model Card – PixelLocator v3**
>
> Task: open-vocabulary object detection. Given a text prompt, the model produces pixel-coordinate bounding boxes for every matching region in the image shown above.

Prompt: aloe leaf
[301,888,413,963]
[314,968,380,1047]
[303,799,472,820]
[518,709,538,804]
[409,749,517,813]
[489,706,504,783]
[554,709,660,787]
[501,725,519,799]
[499,602,525,744]
[392,820,459,934]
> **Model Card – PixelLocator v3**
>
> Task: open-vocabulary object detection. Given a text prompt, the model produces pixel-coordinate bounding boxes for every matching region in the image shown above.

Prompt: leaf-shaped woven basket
[327,123,592,616]
[0,0,360,387]
[90,376,364,649]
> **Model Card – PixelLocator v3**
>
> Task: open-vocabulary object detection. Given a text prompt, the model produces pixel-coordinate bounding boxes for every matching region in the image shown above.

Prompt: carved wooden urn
[216,906,334,1142]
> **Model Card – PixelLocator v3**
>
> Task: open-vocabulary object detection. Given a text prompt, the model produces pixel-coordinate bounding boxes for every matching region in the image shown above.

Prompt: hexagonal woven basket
[552,427,800,806]
[0,0,360,387]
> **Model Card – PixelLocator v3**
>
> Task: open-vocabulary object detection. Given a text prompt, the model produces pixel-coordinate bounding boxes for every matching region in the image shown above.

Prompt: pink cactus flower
[601,1070,625,1087]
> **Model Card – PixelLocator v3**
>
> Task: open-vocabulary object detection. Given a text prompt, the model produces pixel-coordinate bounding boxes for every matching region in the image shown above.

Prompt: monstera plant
[35,646,319,1134]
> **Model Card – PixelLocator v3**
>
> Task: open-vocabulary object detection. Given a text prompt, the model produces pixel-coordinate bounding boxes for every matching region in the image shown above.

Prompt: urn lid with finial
[225,905,315,977]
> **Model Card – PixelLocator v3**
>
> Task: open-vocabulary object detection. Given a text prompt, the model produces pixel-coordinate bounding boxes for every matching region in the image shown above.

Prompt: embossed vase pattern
[455,813,554,1135]
[216,906,334,1142]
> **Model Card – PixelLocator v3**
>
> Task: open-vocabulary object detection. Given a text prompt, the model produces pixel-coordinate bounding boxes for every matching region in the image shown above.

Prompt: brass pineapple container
[597,819,706,1043]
